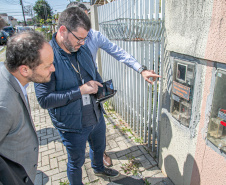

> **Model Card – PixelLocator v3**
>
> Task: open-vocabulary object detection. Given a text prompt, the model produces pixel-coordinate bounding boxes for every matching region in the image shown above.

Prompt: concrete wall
[165,0,226,64]
[159,52,206,185]
[160,0,226,184]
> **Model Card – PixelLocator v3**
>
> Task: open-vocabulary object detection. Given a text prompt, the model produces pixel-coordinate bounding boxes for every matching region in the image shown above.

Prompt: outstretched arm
[88,30,161,84]
[141,70,161,84]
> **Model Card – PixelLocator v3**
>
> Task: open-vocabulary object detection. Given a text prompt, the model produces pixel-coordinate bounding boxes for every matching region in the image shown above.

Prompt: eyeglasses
[66,27,87,44]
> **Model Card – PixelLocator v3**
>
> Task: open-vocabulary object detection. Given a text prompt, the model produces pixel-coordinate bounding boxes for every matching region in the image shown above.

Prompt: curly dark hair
[5,30,47,72]
[57,7,91,32]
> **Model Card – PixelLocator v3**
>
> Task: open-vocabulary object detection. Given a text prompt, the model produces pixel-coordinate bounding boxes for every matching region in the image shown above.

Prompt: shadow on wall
[164,154,200,185]
[190,156,201,185]
[159,113,173,150]
[159,113,200,185]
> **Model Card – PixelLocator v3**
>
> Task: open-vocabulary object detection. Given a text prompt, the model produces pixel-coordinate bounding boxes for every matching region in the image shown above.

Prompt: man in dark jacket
[34,7,119,185]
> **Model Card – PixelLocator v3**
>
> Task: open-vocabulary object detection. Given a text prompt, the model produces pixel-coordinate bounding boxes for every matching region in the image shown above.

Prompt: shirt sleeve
[34,72,82,109]
[96,31,142,72]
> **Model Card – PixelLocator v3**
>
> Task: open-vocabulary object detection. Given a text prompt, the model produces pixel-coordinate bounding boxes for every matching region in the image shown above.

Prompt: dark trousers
[58,114,106,185]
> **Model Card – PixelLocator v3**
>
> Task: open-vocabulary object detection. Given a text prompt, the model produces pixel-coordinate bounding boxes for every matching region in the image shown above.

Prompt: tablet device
[96,79,117,103]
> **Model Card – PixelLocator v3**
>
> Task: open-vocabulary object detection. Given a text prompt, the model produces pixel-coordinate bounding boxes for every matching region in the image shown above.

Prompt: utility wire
[23,0,33,5]
[0,12,23,13]
[2,0,20,5]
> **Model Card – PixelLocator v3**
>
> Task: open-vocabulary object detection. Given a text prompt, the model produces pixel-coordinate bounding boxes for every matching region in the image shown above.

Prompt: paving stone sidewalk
[27,85,173,185]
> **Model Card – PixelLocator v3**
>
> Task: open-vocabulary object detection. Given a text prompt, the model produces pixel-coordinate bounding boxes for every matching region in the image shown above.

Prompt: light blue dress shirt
[14,77,29,104]
[85,29,142,72]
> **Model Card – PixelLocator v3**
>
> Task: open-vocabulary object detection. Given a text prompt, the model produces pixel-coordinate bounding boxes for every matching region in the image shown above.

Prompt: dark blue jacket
[35,33,103,132]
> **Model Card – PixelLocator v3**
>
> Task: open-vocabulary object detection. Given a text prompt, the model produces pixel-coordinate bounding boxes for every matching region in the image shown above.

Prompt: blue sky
[1,0,90,21]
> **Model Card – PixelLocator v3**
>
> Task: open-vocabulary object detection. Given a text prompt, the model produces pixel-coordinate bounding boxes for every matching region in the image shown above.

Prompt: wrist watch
[138,65,147,74]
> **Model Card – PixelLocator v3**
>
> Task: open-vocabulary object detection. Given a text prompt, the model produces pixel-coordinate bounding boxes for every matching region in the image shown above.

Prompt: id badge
[82,94,91,106]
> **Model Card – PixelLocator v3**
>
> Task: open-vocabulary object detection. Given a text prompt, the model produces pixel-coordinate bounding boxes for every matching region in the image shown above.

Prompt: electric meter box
[170,59,196,127]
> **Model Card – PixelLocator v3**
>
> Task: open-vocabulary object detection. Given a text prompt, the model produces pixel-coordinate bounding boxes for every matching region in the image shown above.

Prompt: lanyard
[71,59,84,84]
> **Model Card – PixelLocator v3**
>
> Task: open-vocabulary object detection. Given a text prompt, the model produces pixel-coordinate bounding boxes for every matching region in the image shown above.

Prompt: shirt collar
[13,76,29,101]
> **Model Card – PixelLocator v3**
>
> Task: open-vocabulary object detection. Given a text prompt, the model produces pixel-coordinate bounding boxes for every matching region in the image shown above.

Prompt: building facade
[0,13,17,27]
[159,0,226,184]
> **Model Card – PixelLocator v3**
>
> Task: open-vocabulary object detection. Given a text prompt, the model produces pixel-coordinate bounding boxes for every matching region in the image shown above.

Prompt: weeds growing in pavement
[134,137,143,144]
[144,178,151,185]
[121,156,140,176]
[59,180,69,185]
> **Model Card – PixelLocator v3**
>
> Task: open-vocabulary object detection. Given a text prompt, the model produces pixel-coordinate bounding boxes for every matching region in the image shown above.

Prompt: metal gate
[97,0,165,154]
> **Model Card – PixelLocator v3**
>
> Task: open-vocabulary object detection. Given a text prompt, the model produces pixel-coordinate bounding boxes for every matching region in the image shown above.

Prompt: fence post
[90,5,102,76]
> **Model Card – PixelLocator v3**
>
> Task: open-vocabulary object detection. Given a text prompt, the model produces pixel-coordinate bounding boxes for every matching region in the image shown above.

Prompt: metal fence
[97,0,165,153]
[99,18,164,42]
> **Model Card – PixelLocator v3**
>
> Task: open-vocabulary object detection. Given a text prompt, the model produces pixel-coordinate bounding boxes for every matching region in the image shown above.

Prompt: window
[170,59,195,127]
[207,70,226,153]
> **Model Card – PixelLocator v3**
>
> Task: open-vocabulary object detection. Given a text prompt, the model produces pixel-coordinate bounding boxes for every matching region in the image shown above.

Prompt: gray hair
[67,2,88,12]
[5,31,47,72]
[66,1,79,8]
[57,7,91,32]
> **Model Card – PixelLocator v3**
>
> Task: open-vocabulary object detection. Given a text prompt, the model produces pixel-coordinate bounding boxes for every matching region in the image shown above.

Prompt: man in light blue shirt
[67,2,160,84]
[86,28,142,71]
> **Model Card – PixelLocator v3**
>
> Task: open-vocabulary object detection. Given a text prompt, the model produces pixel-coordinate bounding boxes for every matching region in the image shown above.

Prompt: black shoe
[94,167,119,177]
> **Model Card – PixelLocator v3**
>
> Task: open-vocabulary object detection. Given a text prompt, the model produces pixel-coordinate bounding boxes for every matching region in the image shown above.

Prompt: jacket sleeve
[0,106,14,143]
[96,31,142,72]
[96,71,103,83]
[34,72,82,109]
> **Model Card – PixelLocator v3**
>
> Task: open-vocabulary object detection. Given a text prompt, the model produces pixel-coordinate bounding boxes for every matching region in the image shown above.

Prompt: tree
[33,0,52,23]
[46,18,52,25]
[39,19,45,26]
[27,21,33,26]
[18,21,25,26]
